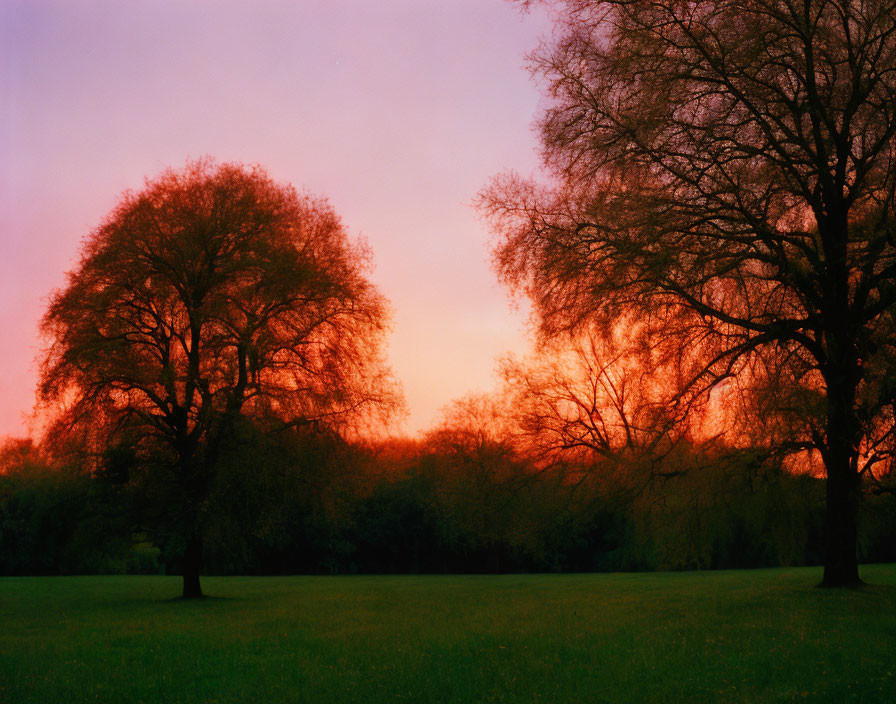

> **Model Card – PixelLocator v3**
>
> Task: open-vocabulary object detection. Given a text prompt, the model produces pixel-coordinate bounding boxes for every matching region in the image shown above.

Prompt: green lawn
[2,567,895,703]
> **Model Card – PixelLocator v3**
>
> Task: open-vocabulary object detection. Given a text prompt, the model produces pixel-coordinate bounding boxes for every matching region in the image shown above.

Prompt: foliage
[40,160,398,446]
[9,425,881,575]
[0,438,158,574]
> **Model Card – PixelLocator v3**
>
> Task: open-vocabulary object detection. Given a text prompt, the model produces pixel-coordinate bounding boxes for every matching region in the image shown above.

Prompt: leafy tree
[483,0,896,585]
[0,438,144,575]
[38,160,401,596]
[423,395,562,571]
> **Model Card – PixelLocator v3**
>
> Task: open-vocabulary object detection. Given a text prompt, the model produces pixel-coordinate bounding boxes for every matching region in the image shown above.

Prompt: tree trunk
[182,535,204,598]
[820,371,862,588]
[821,461,861,587]
[818,212,863,588]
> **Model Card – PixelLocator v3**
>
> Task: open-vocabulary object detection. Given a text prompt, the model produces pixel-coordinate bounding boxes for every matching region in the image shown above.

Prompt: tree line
[4,421,895,577]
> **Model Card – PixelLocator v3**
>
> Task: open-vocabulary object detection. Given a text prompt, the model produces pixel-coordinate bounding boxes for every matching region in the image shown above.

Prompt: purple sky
[0,0,550,438]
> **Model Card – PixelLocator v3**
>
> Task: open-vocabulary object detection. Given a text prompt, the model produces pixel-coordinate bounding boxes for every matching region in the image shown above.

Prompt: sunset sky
[0,0,551,438]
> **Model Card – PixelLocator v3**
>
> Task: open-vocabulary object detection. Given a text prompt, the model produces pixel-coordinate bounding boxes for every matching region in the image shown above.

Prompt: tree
[500,323,703,472]
[39,160,401,597]
[423,395,542,571]
[483,0,896,585]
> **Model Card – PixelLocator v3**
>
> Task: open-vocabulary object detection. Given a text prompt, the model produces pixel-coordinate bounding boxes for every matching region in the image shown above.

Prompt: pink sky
[0,0,550,438]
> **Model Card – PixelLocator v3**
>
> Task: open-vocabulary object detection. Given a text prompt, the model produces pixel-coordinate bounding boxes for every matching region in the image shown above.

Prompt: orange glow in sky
[0,1,551,437]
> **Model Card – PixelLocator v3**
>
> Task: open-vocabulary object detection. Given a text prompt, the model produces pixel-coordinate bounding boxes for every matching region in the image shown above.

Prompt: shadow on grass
[161,594,245,604]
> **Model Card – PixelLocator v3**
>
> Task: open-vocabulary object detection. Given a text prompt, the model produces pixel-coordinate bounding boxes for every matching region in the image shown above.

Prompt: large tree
[39,160,400,597]
[483,0,896,585]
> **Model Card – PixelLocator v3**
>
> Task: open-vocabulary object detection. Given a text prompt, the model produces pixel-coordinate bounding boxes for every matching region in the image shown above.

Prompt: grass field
[2,567,895,703]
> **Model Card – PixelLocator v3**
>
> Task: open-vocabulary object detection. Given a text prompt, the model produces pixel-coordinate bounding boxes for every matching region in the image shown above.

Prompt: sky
[0,0,552,438]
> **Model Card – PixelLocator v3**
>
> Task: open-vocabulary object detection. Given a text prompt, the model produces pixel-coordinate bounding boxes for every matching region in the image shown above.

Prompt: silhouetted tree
[39,159,401,596]
[484,0,896,585]
[424,395,532,569]
[500,324,702,472]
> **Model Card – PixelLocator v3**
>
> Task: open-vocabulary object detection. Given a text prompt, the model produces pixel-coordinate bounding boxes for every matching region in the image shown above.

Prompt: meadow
[2,566,895,703]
